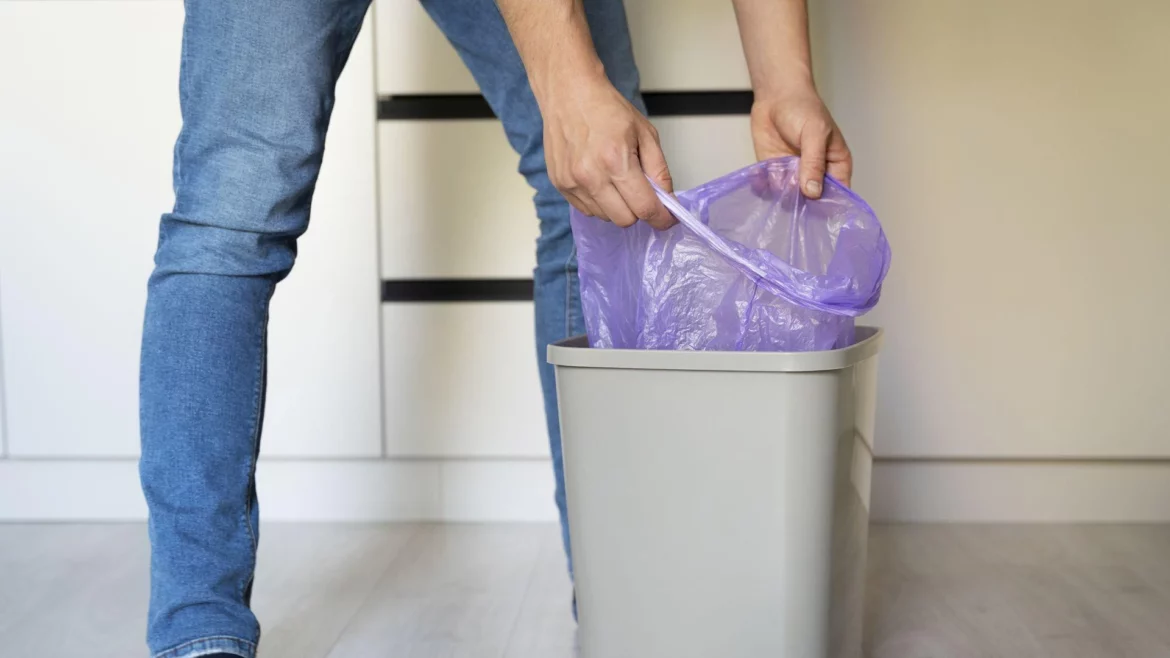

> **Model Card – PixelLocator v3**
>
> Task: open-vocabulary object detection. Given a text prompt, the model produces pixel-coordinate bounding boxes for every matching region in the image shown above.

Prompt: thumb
[798,124,829,199]
[638,124,674,194]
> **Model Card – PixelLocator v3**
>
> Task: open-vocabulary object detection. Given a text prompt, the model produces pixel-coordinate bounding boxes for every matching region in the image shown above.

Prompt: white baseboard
[871,460,1170,522]
[1,458,1168,523]
[0,458,558,522]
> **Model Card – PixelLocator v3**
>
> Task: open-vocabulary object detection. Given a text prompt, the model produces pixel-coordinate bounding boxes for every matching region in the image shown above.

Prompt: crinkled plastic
[572,157,891,352]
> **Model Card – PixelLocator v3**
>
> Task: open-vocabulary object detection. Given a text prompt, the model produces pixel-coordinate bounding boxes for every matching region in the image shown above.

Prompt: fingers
[551,120,676,230]
[637,124,674,194]
[826,133,853,189]
[798,120,831,199]
[613,174,675,230]
[614,126,675,229]
[591,184,638,228]
[560,156,640,228]
[562,189,602,219]
[554,155,615,222]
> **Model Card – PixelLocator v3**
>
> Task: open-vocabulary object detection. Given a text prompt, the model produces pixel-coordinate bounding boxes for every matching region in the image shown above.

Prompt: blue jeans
[139,0,644,656]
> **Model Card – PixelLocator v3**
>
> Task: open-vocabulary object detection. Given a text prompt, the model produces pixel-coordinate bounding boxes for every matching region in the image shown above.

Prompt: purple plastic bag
[572,157,891,352]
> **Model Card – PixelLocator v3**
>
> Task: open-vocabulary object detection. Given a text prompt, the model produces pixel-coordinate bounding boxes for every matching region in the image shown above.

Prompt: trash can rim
[548,326,882,373]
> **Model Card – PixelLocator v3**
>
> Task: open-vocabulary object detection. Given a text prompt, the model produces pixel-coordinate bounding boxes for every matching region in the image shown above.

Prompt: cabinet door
[378,121,538,280]
[382,303,547,458]
[0,1,381,457]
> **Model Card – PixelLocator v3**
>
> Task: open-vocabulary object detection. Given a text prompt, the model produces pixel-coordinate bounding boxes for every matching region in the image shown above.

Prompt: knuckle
[569,161,596,188]
[597,143,629,172]
[804,119,831,138]
[550,167,578,192]
[580,179,605,196]
[603,135,641,168]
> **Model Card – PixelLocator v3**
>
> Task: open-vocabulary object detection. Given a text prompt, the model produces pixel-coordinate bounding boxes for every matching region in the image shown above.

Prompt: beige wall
[815,0,1170,459]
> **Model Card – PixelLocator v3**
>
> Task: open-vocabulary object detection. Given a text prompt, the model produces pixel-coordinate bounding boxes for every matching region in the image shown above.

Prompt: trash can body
[548,328,882,658]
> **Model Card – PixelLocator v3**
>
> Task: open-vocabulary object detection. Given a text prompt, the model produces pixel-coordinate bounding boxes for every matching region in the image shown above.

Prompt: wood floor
[1,523,1169,657]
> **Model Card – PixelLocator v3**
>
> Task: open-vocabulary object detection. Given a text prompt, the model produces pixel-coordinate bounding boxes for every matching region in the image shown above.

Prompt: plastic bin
[548,327,883,658]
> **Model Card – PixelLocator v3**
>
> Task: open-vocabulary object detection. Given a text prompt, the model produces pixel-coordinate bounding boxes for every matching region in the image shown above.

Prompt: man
[138,0,852,656]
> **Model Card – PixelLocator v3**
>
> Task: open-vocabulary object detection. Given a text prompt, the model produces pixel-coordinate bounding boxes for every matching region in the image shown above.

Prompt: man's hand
[751,88,852,198]
[542,77,675,229]
[496,0,675,229]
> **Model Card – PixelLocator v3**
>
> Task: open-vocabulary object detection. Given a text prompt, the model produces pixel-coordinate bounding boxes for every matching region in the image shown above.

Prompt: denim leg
[421,0,646,576]
[139,1,370,656]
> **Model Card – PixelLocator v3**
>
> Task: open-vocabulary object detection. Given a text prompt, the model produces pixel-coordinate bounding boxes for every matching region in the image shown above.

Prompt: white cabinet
[0,1,382,457]
[377,118,542,458]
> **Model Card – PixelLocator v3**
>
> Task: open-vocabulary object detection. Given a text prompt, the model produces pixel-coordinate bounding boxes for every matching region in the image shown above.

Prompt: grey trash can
[548,327,883,658]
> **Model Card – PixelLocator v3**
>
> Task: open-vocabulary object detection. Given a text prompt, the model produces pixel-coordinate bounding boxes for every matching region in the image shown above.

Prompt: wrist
[529,52,608,111]
[752,72,817,104]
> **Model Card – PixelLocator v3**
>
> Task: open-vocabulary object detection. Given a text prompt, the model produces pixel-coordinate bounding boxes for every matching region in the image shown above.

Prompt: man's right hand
[495,0,675,230]
[540,76,676,230]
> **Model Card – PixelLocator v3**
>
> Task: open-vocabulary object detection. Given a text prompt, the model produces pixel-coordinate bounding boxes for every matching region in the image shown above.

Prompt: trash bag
[571,157,891,352]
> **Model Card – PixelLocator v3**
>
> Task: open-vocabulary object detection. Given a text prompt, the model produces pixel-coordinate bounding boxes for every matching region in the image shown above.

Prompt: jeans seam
[240,287,272,601]
[152,635,256,658]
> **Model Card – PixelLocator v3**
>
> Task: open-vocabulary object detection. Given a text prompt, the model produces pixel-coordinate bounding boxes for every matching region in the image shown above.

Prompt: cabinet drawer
[382,303,547,458]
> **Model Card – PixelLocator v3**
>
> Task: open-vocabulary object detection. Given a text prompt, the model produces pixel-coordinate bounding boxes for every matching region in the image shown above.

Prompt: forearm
[495,0,608,108]
[731,0,815,96]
